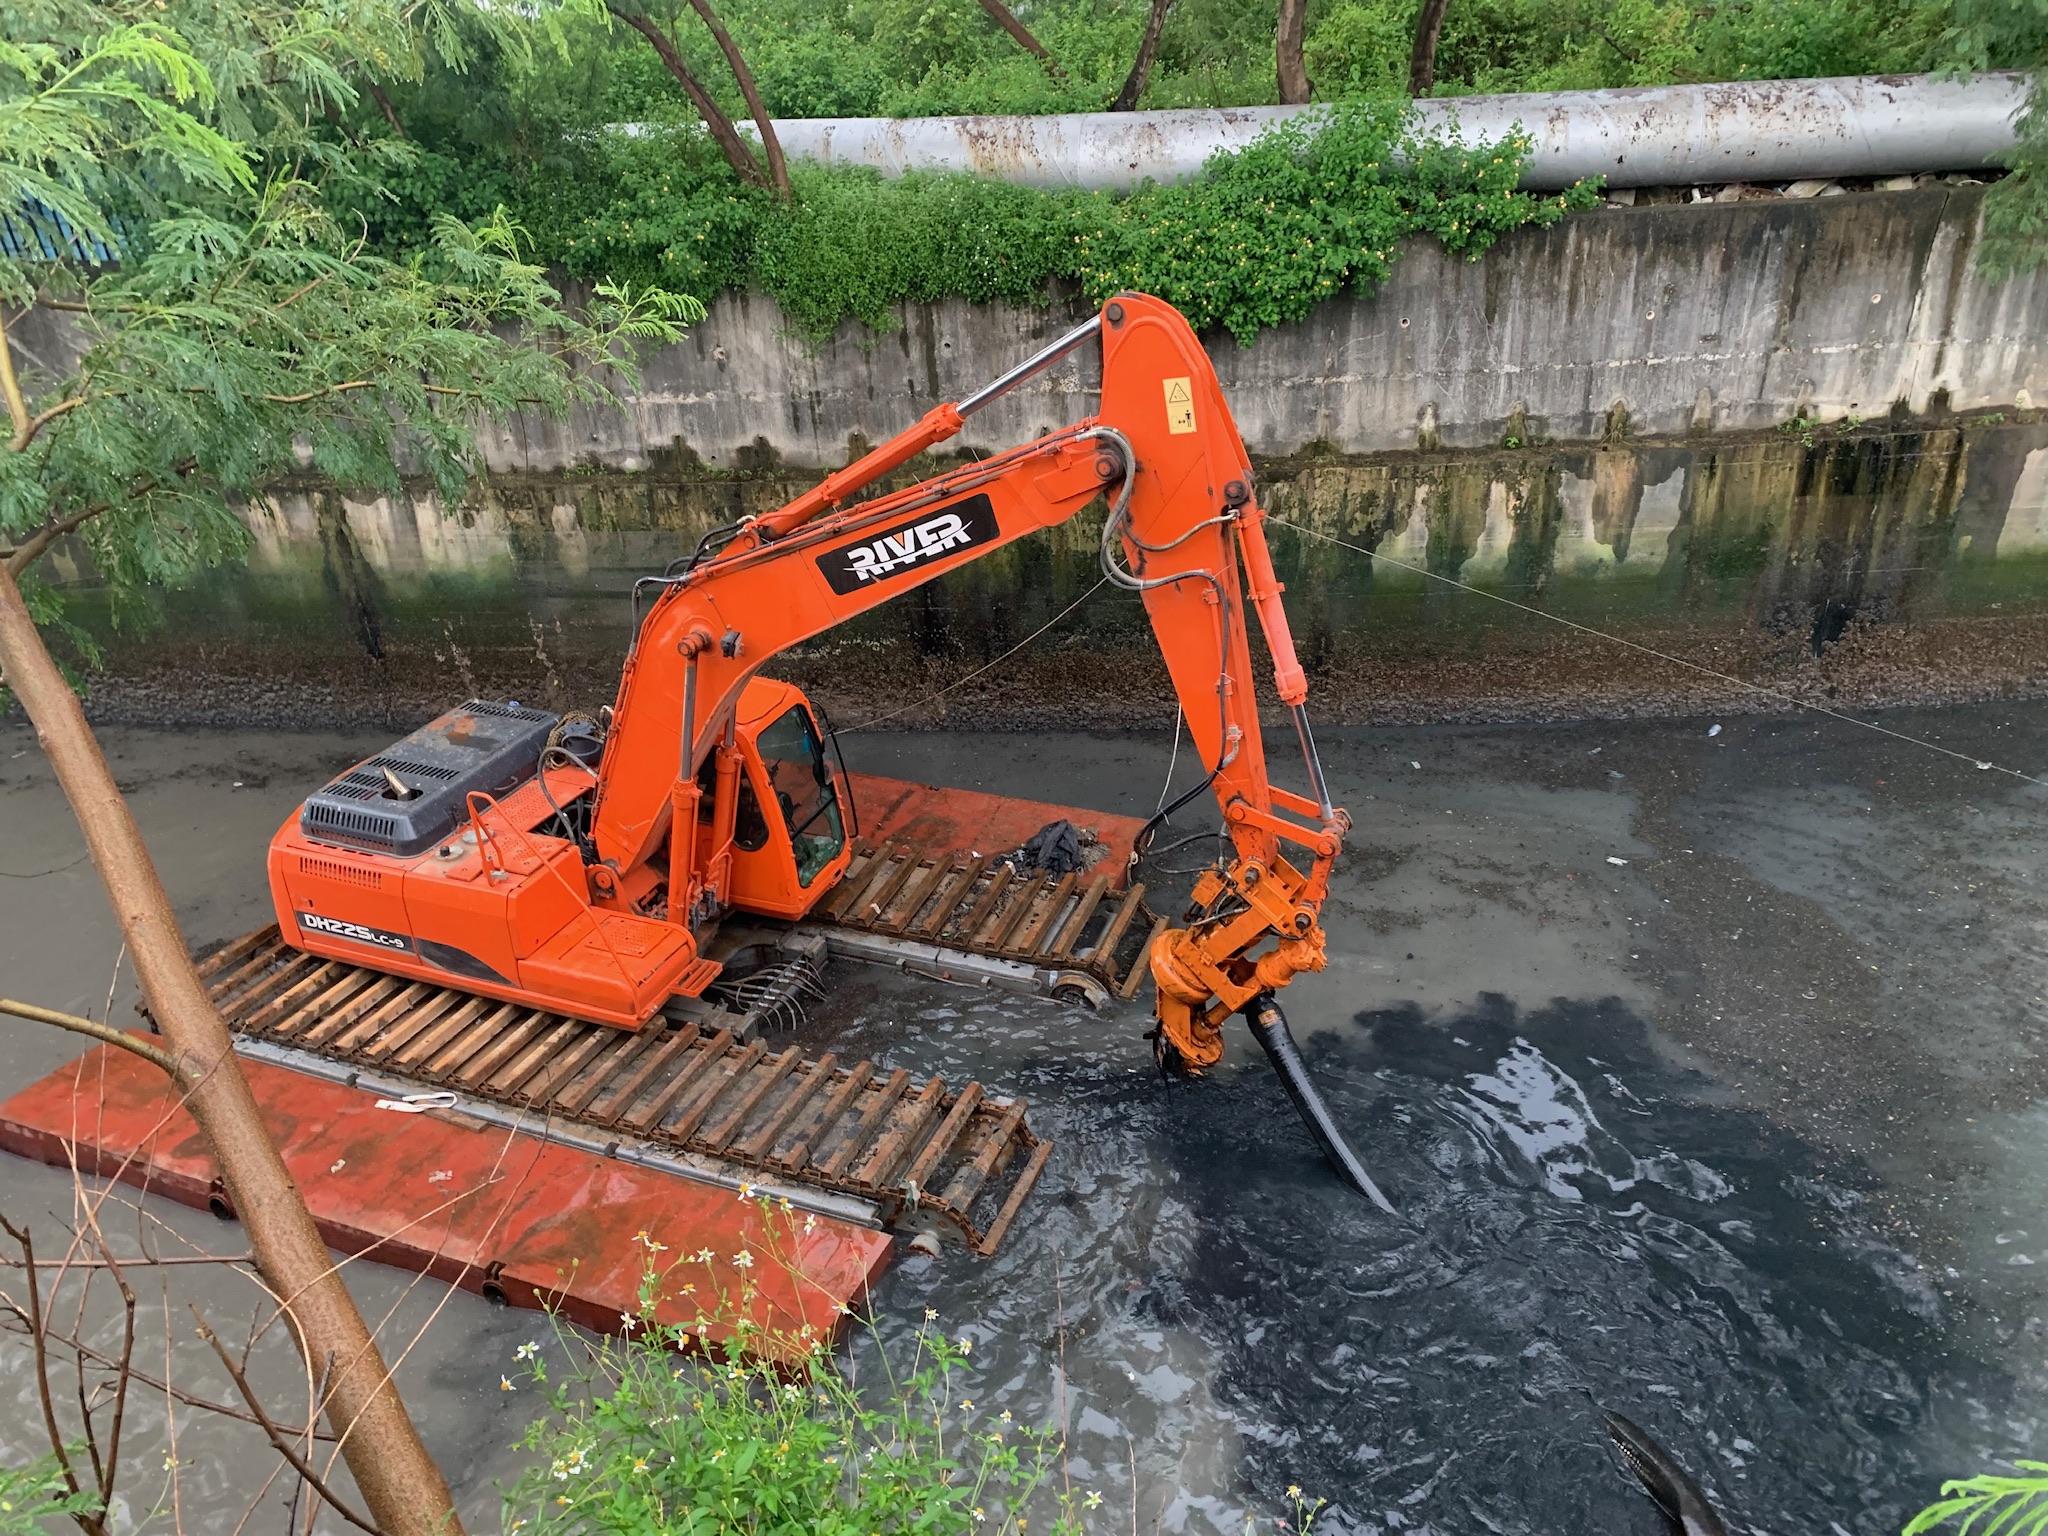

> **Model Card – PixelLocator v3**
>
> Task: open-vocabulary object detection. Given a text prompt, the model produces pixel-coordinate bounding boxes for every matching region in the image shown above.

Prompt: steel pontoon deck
[190,924,1051,1255]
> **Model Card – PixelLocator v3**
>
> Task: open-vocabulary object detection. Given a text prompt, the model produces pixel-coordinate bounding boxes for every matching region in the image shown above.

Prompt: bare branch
[0,998,188,1083]
[15,395,87,452]
[0,307,32,446]
[4,502,110,577]
[606,4,768,187]
[192,1309,383,1536]
[4,1253,259,1270]
[679,0,789,197]
[0,1218,107,1536]
[977,0,1069,83]
[84,1228,137,1516]
[0,1306,335,1439]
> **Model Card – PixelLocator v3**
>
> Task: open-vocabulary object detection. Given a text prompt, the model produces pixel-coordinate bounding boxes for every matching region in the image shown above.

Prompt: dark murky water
[5,709,2048,1533]
[801,983,2004,1535]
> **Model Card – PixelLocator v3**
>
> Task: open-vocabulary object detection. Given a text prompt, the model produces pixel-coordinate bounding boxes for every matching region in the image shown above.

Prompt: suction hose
[1245,993,1398,1215]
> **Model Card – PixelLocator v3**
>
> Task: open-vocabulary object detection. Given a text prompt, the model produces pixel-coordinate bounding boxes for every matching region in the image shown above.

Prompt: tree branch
[4,1253,256,1268]
[192,1310,382,1536]
[1112,0,1175,110]
[607,5,768,188]
[1409,0,1450,96]
[681,0,789,197]
[15,395,87,453]
[1276,0,1312,103]
[260,381,377,404]
[5,503,110,578]
[0,1304,334,1439]
[0,999,189,1084]
[364,81,405,139]
[0,308,34,447]
[977,0,1069,83]
[87,1235,135,1518]
[0,1218,107,1536]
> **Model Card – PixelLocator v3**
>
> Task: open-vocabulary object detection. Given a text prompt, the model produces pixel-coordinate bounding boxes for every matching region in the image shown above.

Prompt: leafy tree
[0,7,693,1535]
[1943,0,2048,273]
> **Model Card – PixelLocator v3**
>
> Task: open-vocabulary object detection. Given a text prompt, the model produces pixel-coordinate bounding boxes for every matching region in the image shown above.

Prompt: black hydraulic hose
[1131,766,1221,866]
[1244,992,1398,1214]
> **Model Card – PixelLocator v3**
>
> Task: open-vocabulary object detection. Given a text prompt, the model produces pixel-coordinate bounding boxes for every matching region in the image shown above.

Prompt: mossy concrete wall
[60,413,2048,730]
[478,184,2046,473]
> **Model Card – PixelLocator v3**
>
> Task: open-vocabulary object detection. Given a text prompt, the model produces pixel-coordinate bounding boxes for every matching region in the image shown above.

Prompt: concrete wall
[479,183,2048,475]
[62,412,2048,730]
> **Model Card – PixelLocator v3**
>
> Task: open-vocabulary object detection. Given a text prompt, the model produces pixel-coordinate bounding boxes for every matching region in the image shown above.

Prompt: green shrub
[752,166,1075,335]
[503,1224,1083,1536]
[423,101,1600,347]
[1070,100,1600,344]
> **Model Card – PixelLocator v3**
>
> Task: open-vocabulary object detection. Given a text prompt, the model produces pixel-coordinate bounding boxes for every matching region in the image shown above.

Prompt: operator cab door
[723,683,852,919]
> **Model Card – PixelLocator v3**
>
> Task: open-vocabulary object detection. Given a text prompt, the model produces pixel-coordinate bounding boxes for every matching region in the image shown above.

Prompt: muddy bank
[46,414,2048,732]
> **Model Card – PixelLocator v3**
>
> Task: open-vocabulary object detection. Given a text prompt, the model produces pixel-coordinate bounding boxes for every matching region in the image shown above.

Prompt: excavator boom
[602,295,1348,1068]
[270,294,1388,1206]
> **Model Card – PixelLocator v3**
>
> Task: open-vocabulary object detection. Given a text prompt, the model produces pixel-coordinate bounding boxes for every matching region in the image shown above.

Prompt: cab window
[755,706,845,886]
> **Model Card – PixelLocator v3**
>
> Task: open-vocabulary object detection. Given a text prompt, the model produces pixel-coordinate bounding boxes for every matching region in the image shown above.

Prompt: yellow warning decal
[1163,376,1196,435]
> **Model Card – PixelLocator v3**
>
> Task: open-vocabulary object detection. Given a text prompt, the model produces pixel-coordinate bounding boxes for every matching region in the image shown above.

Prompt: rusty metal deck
[192,927,1050,1255]
[810,840,1166,1004]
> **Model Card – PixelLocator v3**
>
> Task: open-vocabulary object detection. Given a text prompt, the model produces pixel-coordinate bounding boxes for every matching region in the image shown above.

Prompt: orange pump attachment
[270,293,1350,1068]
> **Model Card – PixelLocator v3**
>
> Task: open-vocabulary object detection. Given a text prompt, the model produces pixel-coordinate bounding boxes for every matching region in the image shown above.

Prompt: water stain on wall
[56,417,2048,729]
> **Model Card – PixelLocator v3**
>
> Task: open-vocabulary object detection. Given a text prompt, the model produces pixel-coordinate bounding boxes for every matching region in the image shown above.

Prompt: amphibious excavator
[259,293,1392,1215]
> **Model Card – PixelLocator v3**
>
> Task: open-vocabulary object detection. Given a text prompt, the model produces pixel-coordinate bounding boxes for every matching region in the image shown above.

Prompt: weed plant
[502,1214,1081,1536]
[501,1207,1326,1536]
[0,1456,98,1536]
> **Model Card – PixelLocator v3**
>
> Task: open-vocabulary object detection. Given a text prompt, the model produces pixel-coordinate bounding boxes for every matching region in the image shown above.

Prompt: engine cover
[298,700,559,858]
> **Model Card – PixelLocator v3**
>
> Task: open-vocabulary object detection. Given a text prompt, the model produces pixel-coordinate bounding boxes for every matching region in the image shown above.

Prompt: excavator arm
[590,296,1382,1201]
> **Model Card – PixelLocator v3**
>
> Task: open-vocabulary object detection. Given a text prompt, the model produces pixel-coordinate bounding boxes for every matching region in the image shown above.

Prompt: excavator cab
[711,679,853,919]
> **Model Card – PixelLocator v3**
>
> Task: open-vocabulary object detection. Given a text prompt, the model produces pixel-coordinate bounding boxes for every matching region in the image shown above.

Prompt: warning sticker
[1163,376,1196,435]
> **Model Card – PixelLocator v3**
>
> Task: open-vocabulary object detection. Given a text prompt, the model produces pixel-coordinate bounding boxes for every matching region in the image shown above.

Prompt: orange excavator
[267,293,1392,1208]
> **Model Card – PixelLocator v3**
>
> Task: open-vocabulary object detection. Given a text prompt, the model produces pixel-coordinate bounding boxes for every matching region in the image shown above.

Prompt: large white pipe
[764,73,2030,191]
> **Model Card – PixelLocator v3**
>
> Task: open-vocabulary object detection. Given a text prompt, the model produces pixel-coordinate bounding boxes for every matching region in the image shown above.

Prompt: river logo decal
[817,494,1000,595]
[297,910,412,953]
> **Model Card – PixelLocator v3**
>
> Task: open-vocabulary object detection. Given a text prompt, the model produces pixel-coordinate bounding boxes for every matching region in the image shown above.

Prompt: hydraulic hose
[1245,992,1398,1214]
